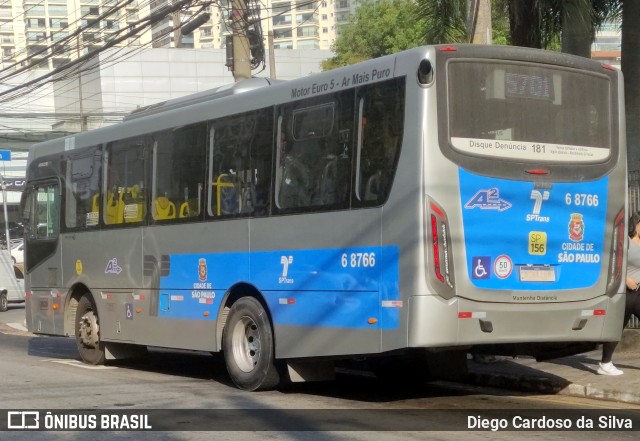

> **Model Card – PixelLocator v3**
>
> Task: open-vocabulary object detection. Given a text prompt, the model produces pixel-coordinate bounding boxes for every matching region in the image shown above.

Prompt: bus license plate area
[518,265,556,282]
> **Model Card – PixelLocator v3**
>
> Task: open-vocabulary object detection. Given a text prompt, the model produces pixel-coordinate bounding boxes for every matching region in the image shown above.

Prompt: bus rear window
[447,60,612,163]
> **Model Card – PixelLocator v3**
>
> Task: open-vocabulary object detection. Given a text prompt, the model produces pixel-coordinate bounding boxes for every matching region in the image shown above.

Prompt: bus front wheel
[0,291,7,312]
[75,296,106,365]
[222,297,281,391]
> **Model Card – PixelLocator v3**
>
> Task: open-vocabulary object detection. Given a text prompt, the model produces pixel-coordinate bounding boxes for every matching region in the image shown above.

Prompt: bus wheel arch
[218,284,282,391]
[216,283,274,350]
[74,291,106,365]
[64,283,92,336]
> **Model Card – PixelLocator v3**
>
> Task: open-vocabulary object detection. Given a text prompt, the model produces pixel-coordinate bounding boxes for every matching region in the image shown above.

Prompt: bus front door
[22,181,62,335]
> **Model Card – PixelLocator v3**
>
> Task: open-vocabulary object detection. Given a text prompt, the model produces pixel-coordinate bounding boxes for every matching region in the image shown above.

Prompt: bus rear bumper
[408,293,627,348]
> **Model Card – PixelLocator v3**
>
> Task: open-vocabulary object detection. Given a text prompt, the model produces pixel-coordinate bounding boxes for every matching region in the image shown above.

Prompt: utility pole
[268,30,276,80]
[467,0,492,45]
[231,0,251,81]
[173,11,182,48]
[76,35,87,131]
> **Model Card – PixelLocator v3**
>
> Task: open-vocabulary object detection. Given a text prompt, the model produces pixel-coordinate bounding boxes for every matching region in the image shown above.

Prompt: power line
[0,0,326,109]
[0,0,207,103]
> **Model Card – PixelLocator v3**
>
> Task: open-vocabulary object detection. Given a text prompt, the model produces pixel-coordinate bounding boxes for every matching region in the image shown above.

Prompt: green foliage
[491,0,510,45]
[414,0,468,43]
[322,0,427,71]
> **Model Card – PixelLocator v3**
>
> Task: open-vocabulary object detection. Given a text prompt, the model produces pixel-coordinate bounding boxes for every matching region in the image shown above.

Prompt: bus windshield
[447,60,612,163]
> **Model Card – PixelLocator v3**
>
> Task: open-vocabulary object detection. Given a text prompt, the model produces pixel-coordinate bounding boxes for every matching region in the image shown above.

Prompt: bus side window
[104,138,147,226]
[64,149,101,230]
[35,185,60,239]
[153,123,206,223]
[209,112,263,218]
[249,108,274,217]
[356,79,405,207]
[276,95,352,212]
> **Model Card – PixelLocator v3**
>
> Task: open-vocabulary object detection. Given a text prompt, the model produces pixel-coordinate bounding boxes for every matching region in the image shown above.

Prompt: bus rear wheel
[75,296,106,365]
[223,297,281,391]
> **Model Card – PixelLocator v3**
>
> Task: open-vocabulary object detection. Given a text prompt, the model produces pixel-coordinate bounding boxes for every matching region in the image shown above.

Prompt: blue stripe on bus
[157,245,400,329]
[459,168,608,290]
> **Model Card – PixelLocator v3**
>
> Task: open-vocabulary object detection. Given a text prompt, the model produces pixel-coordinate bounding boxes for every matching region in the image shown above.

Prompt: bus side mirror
[20,191,29,222]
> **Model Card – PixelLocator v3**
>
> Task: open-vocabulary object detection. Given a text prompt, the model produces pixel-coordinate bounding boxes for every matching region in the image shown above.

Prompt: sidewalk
[467,330,640,405]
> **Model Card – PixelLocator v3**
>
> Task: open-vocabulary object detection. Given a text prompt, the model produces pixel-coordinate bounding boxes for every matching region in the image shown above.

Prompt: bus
[22,44,627,391]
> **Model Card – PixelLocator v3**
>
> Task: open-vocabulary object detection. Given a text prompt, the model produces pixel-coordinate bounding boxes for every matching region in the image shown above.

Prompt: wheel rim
[78,310,100,348]
[1,296,6,309]
[231,315,262,373]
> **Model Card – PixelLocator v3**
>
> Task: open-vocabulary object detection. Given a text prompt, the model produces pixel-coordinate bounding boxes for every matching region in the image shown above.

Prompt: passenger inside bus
[279,103,351,210]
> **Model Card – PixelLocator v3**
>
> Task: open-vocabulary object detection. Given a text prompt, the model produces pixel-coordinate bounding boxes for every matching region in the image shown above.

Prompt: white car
[10,241,23,265]
[0,251,24,312]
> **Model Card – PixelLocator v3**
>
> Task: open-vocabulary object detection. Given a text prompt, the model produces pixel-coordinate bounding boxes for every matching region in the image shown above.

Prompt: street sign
[0,150,10,161]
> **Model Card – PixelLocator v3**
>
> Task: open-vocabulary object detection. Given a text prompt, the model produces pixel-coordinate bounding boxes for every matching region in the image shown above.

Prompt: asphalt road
[1,305,639,441]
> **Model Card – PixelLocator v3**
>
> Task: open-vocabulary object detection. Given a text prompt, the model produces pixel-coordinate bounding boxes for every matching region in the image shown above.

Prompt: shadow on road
[23,334,572,404]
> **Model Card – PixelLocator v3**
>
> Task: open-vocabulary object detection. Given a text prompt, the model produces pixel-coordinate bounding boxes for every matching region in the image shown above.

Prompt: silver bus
[22,45,627,391]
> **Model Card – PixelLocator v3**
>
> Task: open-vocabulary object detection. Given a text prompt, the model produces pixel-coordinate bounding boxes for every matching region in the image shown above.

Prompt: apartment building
[1,0,148,70]
[0,0,350,72]
[591,19,621,68]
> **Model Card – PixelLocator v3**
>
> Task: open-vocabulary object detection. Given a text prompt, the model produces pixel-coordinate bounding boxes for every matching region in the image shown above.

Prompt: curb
[468,371,640,405]
[468,371,568,395]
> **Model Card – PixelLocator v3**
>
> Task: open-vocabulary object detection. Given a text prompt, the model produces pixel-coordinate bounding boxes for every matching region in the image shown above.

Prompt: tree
[414,0,468,43]
[322,0,427,70]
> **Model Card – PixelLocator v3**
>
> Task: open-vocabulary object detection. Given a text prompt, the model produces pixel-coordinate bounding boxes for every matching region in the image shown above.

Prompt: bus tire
[222,297,281,391]
[0,291,7,312]
[75,295,106,365]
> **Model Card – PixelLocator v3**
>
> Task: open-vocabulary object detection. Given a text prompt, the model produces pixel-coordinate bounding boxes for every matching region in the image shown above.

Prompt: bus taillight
[427,198,455,294]
[606,208,625,295]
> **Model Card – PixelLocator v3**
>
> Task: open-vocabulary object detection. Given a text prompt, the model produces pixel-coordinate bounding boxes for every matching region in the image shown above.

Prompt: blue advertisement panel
[156,246,400,330]
[459,168,608,290]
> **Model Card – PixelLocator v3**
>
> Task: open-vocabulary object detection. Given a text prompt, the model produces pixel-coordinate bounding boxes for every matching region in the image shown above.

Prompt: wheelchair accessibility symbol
[472,256,491,280]
[125,303,133,320]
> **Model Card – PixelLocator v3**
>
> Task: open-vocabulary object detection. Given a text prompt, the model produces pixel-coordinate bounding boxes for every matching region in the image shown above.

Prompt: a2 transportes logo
[464,188,512,212]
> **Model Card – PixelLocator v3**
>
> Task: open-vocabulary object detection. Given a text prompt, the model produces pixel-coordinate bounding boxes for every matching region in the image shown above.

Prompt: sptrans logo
[527,189,550,222]
[279,256,294,284]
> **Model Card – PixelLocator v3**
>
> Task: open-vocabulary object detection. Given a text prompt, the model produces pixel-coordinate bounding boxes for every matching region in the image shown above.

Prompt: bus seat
[105,189,124,224]
[364,171,382,202]
[153,196,176,220]
[179,199,200,218]
[240,184,255,214]
[123,185,145,222]
[318,156,337,205]
[86,194,100,227]
[92,193,99,213]
[279,154,311,208]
